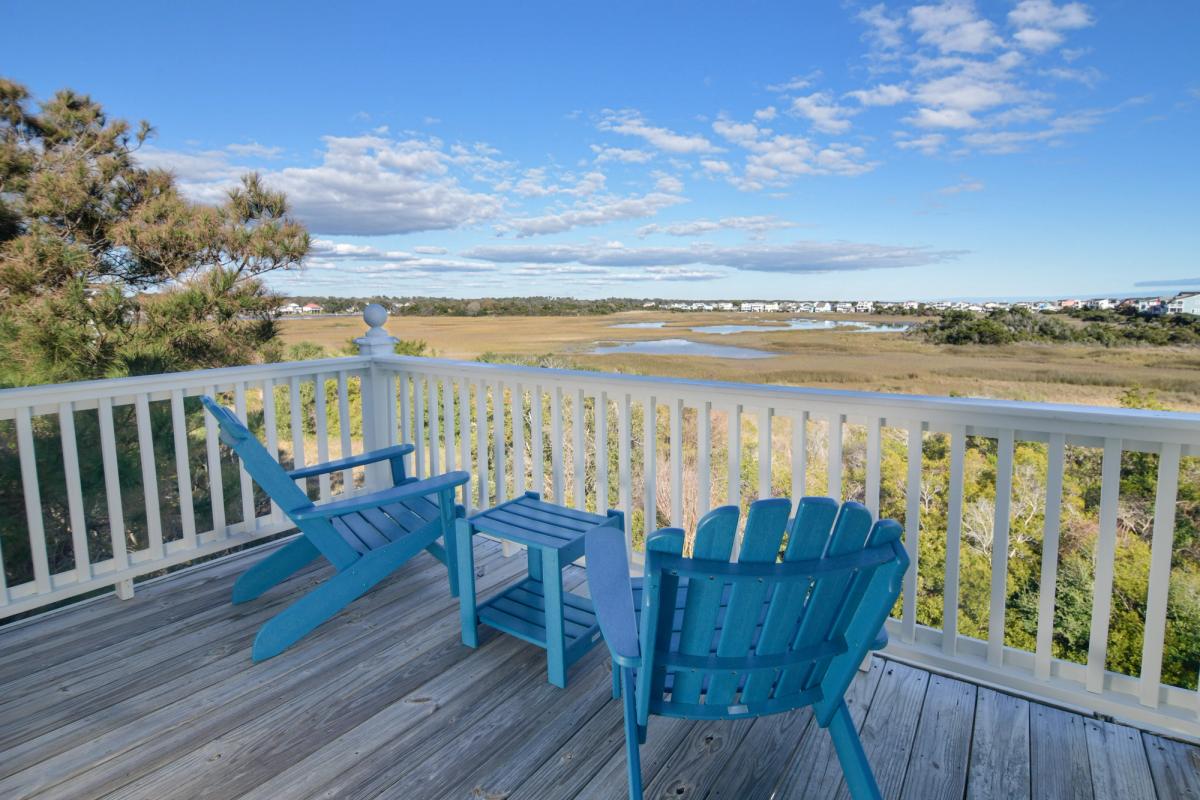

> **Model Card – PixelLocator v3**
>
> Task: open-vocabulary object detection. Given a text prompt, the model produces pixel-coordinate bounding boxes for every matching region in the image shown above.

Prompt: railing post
[356,304,400,489]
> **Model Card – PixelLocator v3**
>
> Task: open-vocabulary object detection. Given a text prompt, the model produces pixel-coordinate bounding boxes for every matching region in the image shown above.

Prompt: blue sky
[4,1,1198,300]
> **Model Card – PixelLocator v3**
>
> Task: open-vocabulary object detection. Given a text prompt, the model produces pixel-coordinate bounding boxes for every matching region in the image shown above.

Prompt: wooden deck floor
[0,539,1197,800]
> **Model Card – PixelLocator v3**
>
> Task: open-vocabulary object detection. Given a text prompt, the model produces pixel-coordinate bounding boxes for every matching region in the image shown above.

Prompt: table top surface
[467,492,614,552]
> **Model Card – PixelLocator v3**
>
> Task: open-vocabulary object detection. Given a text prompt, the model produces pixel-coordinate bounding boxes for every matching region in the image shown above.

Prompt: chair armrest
[292,470,470,521]
[287,443,415,480]
[585,522,641,667]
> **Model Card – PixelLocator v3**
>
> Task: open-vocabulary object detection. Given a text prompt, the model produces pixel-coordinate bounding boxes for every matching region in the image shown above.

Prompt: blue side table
[456,491,623,688]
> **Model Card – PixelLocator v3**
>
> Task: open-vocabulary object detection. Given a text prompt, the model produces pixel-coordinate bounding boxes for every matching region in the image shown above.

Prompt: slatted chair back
[201,395,360,569]
[635,496,906,727]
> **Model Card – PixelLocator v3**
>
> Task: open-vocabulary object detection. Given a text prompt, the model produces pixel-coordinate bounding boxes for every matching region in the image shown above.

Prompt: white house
[1167,292,1200,315]
[855,300,875,313]
[279,302,303,315]
[302,302,324,314]
[834,302,854,314]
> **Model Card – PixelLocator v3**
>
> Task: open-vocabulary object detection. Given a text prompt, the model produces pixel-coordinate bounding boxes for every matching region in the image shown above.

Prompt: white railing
[2,307,1200,740]
[0,357,373,616]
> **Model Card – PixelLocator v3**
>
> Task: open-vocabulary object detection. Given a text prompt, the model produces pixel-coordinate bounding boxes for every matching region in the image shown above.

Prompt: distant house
[1136,297,1167,315]
[740,301,781,313]
[1059,298,1081,309]
[642,301,657,308]
[1167,292,1200,315]
[834,302,854,313]
[1084,298,1116,310]
[279,302,303,315]
[302,302,324,314]
[902,300,920,310]
[855,300,875,313]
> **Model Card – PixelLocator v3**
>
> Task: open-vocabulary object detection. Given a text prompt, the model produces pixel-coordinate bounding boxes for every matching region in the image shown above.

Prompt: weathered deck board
[0,542,1192,800]
[966,688,1031,800]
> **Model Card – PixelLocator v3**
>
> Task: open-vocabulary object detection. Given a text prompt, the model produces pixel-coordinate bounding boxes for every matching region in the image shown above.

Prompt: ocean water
[588,338,775,359]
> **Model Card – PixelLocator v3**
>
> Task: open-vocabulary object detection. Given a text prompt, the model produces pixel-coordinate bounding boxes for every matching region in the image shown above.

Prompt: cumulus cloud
[462,239,963,274]
[753,106,778,121]
[894,132,947,154]
[636,215,800,238]
[710,118,877,188]
[501,191,687,237]
[590,145,654,163]
[142,134,505,235]
[307,239,494,273]
[789,93,857,134]
[513,167,606,198]
[1009,0,1093,53]
[598,109,722,154]
[225,142,284,158]
[909,1,1002,55]
[699,159,733,175]
[846,84,911,106]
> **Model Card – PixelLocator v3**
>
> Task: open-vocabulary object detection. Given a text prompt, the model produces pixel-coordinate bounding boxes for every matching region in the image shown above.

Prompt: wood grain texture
[0,540,1179,800]
[899,674,976,800]
[967,688,1030,800]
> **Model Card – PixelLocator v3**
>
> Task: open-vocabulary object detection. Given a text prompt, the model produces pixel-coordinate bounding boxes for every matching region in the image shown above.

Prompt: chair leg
[441,490,460,598]
[827,700,882,800]
[621,666,644,800]
[231,536,321,605]
[251,531,435,661]
[612,662,621,699]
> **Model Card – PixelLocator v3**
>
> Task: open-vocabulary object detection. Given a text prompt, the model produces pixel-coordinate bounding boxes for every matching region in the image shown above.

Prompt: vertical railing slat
[827,413,844,500]
[901,423,923,643]
[204,387,227,536]
[1034,433,1066,680]
[573,388,585,509]
[311,377,331,501]
[670,398,683,526]
[493,380,507,505]
[942,423,966,656]
[790,411,808,509]
[644,395,657,534]
[727,404,741,507]
[618,392,633,552]
[531,385,545,497]
[987,429,1015,667]
[757,407,772,500]
[169,388,199,541]
[260,380,281,524]
[865,417,882,517]
[697,402,711,518]
[58,401,91,581]
[1139,442,1181,708]
[476,380,489,508]
[1087,437,1122,694]
[413,376,425,480]
[458,379,471,514]
[442,376,457,473]
[288,377,305,496]
[429,376,442,477]
[385,371,398,447]
[15,408,51,592]
[135,394,166,554]
[337,372,354,492]
[398,371,410,446]
[512,383,525,495]
[550,386,564,504]
[595,391,609,513]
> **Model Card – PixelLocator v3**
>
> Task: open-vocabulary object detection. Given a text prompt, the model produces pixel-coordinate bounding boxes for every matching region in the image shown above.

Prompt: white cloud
[636,215,800,238]
[590,145,654,163]
[939,176,985,194]
[1009,1,1093,52]
[700,159,733,175]
[712,117,877,188]
[598,109,721,154]
[766,75,816,93]
[789,93,857,134]
[225,142,283,159]
[652,171,684,193]
[143,134,505,235]
[909,1,1002,55]
[895,132,947,154]
[858,4,906,53]
[501,192,687,237]
[846,84,911,106]
[514,167,606,198]
[905,107,980,129]
[754,106,778,121]
[413,245,448,255]
[463,239,962,274]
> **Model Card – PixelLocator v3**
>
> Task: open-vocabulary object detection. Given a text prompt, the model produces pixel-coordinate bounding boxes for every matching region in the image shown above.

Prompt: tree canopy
[0,78,310,385]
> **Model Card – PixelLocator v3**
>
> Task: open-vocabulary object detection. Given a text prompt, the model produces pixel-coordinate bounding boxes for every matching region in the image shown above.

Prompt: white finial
[356,303,399,356]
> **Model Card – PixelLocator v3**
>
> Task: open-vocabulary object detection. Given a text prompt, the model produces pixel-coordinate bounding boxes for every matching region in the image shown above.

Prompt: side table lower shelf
[477,577,603,669]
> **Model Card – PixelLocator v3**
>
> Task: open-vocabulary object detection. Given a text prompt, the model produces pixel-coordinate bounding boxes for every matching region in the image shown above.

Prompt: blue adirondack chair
[586,496,908,800]
[201,396,470,661]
